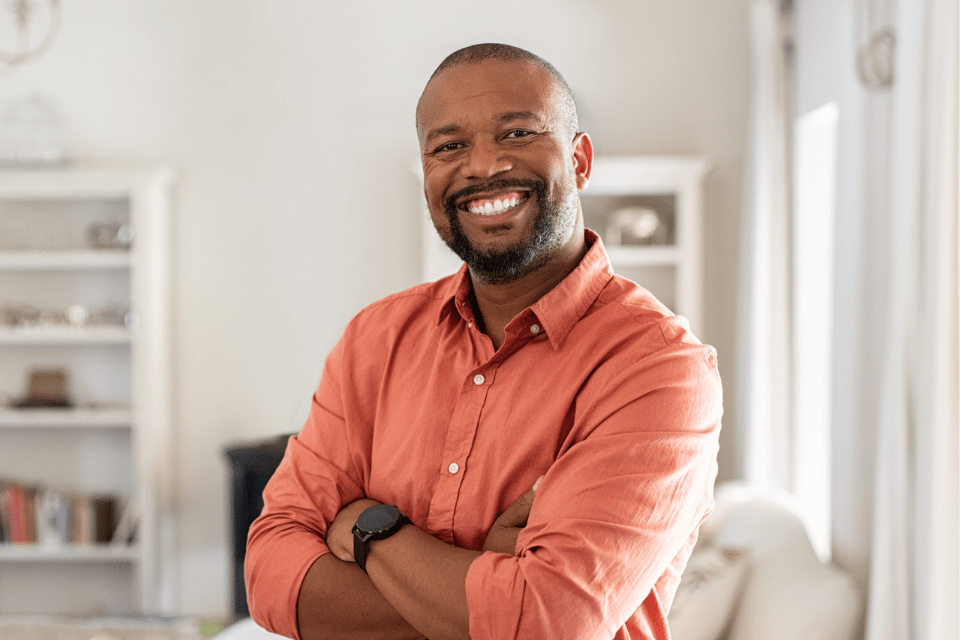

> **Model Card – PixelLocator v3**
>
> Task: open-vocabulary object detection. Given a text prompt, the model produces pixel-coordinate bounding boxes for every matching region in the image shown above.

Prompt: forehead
[417,59,562,139]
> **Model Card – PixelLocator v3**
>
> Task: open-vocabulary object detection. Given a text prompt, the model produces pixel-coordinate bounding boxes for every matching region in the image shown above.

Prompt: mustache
[444,178,545,211]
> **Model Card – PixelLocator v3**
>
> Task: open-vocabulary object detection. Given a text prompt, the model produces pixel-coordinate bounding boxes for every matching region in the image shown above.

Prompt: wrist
[328,498,380,562]
[352,504,411,573]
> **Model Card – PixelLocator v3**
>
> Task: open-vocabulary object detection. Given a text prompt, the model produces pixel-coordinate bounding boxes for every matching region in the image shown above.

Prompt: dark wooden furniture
[225,434,291,618]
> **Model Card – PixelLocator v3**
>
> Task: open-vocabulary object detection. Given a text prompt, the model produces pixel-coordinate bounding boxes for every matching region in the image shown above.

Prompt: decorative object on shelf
[14,367,72,408]
[65,303,88,326]
[0,301,132,328]
[87,221,135,250]
[0,302,19,326]
[0,0,61,70]
[0,93,66,166]
[605,205,669,246]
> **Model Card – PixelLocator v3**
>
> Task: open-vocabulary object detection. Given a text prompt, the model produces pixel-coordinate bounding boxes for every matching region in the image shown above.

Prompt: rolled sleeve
[245,338,367,639]
[465,343,722,640]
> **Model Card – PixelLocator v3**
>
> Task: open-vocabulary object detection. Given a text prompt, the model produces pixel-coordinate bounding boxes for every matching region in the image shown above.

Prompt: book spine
[0,481,125,548]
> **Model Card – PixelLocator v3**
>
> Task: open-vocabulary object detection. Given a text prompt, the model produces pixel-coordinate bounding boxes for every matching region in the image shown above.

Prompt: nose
[462,137,512,179]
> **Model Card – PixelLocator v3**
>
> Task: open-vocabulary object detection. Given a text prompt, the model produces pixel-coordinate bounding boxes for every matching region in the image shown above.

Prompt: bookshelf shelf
[0,251,131,270]
[0,326,132,345]
[0,407,133,428]
[604,245,680,266]
[0,544,138,562]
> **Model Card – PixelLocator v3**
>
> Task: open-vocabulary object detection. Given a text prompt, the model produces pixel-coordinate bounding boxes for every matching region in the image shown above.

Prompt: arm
[246,426,422,640]
[328,502,476,640]
[296,553,426,640]
[465,344,722,639]
[322,343,721,640]
[246,325,539,640]
[246,336,422,640]
[315,481,541,640]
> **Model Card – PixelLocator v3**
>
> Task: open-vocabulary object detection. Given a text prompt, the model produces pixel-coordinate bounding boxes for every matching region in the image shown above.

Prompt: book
[0,480,125,547]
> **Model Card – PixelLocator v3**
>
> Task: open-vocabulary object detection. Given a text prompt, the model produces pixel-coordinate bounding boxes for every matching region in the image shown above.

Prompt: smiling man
[245,44,722,640]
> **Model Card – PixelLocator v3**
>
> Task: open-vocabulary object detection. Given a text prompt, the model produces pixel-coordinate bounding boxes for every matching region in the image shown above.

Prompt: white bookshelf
[0,164,175,616]
[580,156,710,333]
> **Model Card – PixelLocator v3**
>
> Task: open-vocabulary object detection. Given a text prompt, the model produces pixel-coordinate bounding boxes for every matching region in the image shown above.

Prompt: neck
[470,226,587,350]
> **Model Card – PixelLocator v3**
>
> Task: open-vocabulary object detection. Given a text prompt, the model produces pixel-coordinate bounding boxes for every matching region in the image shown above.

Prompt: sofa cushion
[705,485,862,640]
[668,545,750,640]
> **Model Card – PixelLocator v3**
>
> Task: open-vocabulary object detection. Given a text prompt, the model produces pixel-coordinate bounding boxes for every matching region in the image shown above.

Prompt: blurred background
[0,2,955,639]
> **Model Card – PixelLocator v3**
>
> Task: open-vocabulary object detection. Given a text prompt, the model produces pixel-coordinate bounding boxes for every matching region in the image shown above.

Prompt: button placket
[425,362,497,542]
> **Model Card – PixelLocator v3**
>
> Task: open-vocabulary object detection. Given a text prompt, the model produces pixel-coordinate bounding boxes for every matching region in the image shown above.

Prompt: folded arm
[303,481,540,640]
[247,336,722,640]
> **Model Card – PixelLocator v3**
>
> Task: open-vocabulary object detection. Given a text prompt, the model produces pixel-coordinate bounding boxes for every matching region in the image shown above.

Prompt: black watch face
[357,504,401,534]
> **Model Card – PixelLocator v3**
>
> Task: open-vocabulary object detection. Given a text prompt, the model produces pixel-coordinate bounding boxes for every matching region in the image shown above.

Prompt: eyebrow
[496,110,544,125]
[423,111,546,145]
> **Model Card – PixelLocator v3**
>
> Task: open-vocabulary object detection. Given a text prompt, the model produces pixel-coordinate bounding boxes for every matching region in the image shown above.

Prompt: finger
[496,477,543,526]
[533,475,543,492]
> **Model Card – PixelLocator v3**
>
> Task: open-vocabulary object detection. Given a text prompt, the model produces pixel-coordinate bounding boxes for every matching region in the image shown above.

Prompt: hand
[481,476,542,555]
[326,498,380,563]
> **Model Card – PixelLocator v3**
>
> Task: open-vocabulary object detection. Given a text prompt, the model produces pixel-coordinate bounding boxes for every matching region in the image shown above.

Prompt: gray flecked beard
[439,177,577,285]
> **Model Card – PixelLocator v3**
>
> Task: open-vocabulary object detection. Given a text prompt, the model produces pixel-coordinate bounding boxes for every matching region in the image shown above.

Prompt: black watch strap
[351,504,409,574]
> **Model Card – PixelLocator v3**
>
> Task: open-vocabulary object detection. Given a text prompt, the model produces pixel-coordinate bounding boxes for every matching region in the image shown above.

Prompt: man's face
[417,59,591,284]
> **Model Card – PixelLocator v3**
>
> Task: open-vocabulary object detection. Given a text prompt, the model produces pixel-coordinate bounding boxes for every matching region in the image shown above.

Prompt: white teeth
[468,196,521,215]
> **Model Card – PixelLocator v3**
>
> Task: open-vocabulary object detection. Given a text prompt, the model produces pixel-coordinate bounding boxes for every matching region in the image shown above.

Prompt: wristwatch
[352,504,410,573]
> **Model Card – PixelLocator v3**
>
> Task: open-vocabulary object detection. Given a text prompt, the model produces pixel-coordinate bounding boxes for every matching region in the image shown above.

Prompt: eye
[432,141,464,154]
[504,129,535,139]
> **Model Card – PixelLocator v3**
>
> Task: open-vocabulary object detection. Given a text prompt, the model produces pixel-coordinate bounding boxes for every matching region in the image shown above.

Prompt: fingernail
[533,476,543,491]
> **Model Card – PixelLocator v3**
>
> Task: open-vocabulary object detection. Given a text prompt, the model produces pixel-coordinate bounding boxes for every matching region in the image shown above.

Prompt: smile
[463,191,528,216]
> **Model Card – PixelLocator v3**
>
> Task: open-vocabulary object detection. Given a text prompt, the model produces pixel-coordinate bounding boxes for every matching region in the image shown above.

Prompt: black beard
[440,177,574,285]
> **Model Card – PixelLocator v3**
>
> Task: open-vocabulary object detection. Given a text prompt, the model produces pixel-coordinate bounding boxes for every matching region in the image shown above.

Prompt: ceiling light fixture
[0,0,60,69]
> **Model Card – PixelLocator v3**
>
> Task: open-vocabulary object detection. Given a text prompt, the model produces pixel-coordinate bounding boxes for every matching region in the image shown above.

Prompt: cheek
[423,183,454,238]
[429,209,455,245]
[422,167,455,214]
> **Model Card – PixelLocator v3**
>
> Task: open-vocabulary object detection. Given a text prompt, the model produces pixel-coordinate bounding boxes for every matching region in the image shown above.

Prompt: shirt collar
[436,229,615,349]
[529,229,614,349]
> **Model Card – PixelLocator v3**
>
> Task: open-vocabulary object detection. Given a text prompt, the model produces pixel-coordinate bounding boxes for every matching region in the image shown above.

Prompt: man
[246,43,722,640]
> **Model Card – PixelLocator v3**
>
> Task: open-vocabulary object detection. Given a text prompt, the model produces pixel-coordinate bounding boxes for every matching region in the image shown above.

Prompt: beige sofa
[669,482,863,640]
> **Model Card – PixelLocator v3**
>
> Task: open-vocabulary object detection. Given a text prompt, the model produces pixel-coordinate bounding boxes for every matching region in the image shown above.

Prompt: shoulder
[336,275,459,354]
[591,274,703,350]
[350,275,454,325]
[570,274,720,400]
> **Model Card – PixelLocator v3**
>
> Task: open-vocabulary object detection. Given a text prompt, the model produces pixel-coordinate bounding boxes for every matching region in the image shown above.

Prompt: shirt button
[467,322,473,328]
[530,324,541,334]
[473,374,485,385]
[448,462,460,474]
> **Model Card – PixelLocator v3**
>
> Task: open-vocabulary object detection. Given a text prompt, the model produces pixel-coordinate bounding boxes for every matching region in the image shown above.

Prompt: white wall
[0,0,750,616]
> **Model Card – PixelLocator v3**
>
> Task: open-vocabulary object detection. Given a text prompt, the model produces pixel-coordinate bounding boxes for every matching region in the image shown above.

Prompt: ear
[571,132,593,190]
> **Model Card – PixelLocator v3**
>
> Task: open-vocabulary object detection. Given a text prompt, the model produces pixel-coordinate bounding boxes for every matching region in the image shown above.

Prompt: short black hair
[419,43,580,137]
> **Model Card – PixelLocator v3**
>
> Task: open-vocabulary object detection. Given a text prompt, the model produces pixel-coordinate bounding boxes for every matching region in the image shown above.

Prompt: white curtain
[863,0,960,638]
[736,0,793,491]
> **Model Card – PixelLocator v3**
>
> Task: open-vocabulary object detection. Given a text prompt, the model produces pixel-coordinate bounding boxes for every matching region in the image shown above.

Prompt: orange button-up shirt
[246,231,722,640]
